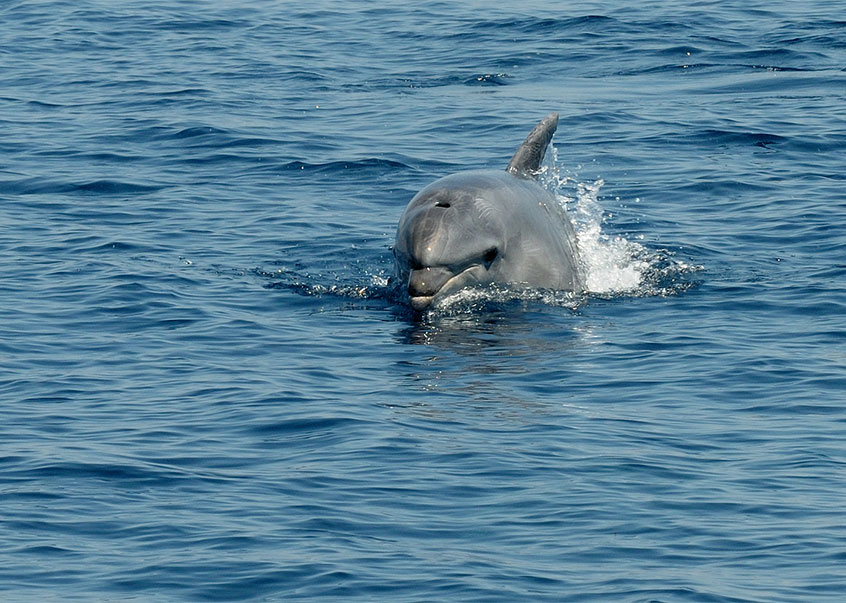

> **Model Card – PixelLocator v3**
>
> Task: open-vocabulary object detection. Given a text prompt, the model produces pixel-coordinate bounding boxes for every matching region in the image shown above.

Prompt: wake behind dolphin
[393,112,584,311]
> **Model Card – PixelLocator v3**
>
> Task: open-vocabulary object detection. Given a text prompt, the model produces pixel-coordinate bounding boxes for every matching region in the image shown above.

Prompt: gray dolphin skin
[393,112,584,311]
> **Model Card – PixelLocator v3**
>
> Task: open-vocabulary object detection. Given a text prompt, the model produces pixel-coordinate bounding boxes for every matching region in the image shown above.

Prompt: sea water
[1,1,845,600]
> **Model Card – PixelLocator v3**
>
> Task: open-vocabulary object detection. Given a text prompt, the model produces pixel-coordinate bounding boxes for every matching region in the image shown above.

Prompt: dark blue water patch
[279,69,332,84]
[0,177,167,196]
[768,20,846,49]
[697,72,846,95]
[15,545,78,557]
[141,87,211,98]
[748,64,817,72]
[146,17,252,33]
[625,61,828,78]
[171,125,228,139]
[468,14,616,35]
[668,178,777,198]
[155,125,283,151]
[71,239,147,254]
[25,99,65,109]
[463,73,511,86]
[109,560,353,601]
[656,45,706,57]
[711,47,833,66]
[613,63,724,77]
[341,72,513,90]
[5,461,188,486]
[29,150,145,165]
[177,151,263,168]
[280,158,412,175]
[637,127,794,154]
[248,416,372,438]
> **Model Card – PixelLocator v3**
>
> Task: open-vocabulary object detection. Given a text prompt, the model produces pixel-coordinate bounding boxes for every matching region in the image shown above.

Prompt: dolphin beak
[407,266,454,311]
[409,295,435,311]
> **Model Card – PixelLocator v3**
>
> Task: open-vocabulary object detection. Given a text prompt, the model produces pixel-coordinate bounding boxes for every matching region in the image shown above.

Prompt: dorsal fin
[505,112,559,179]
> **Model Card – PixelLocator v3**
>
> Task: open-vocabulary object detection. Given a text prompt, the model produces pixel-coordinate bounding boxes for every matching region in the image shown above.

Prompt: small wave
[425,285,584,317]
[614,63,721,76]
[26,99,64,109]
[615,62,815,77]
[716,47,828,64]
[697,129,787,148]
[463,73,511,86]
[280,158,412,174]
[470,15,614,34]
[14,545,77,557]
[259,268,394,302]
[170,125,228,140]
[748,64,809,72]
[0,177,165,195]
[153,17,248,33]
[141,88,210,97]
[73,180,165,194]
[343,72,513,90]
[84,241,147,253]
[153,125,281,149]
[9,460,181,484]
[249,416,371,437]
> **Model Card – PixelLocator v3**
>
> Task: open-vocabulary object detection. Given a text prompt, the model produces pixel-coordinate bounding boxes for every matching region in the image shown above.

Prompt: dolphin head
[392,113,580,312]
[394,175,506,311]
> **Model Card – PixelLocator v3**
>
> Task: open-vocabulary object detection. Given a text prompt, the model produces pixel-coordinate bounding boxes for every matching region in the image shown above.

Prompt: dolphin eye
[483,247,498,265]
[434,201,451,208]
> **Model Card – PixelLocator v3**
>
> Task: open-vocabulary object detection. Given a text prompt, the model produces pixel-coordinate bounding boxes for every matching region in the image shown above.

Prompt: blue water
[2,1,845,600]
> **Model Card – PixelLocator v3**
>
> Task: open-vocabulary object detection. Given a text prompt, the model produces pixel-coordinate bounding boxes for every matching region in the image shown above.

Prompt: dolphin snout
[408,266,453,310]
[408,267,453,297]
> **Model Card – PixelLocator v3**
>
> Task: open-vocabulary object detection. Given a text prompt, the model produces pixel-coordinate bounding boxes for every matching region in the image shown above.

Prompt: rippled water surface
[2,1,845,601]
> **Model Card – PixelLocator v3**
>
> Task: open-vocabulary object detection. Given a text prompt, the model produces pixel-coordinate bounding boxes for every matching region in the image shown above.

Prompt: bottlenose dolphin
[394,112,583,311]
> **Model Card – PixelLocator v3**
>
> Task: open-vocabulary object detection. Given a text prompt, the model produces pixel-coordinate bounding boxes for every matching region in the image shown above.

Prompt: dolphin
[393,112,584,311]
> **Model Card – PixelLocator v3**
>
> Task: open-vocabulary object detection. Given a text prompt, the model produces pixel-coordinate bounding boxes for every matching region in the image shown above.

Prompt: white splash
[540,149,649,295]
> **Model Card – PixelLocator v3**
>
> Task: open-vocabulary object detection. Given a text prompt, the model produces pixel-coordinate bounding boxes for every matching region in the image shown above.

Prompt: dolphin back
[505,112,559,179]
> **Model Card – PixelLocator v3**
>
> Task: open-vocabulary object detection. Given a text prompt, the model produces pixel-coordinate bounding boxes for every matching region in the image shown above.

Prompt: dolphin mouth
[409,295,435,311]
[407,266,481,311]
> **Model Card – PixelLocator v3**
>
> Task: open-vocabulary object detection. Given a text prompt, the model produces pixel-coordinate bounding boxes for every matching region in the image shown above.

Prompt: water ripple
[1,1,844,601]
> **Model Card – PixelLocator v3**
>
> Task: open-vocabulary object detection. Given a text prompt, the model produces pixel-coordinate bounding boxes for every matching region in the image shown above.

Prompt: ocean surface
[2,1,845,600]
